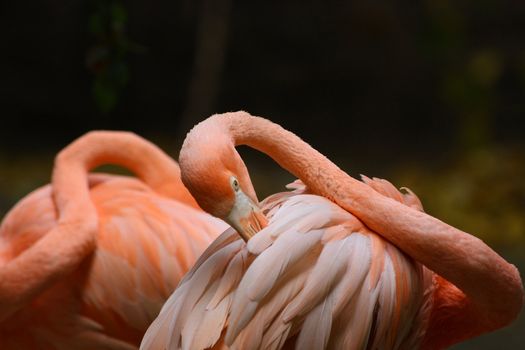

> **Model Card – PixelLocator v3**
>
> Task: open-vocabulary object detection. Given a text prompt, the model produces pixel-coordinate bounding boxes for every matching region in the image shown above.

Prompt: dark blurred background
[0,1,524,347]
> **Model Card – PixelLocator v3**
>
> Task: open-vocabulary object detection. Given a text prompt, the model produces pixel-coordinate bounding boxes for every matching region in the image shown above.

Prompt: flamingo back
[0,174,225,349]
[141,179,435,350]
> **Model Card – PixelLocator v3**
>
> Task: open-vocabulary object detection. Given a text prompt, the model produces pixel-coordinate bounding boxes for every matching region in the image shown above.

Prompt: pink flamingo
[141,111,523,349]
[0,131,226,349]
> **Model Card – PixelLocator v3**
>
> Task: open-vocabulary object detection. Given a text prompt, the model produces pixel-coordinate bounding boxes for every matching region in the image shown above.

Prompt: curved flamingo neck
[204,112,368,206]
[53,131,199,217]
[0,131,199,323]
[192,111,523,345]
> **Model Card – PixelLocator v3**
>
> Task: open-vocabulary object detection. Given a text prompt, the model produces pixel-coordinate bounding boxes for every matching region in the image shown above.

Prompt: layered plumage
[142,111,523,350]
[141,178,435,350]
[0,132,226,349]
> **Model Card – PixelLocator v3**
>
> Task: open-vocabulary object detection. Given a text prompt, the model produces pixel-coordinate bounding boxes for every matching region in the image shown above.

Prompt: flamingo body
[0,133,226,349]
[142,112,522,350]
[141,180,434,350]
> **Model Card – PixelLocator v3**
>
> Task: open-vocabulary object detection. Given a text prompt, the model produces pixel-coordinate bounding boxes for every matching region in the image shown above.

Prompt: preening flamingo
[0,131,226,349]
[141,111,523,350]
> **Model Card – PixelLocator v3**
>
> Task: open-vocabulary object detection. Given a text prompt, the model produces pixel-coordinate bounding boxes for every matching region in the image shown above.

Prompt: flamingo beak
[226,190,268,241]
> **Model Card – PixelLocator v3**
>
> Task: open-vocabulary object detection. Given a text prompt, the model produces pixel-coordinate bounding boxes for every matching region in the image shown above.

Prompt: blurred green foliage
[86,0,140,113]
[395,146,525,248]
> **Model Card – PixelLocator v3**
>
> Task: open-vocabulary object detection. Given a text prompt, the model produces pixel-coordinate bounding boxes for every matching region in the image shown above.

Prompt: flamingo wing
[141,180,434,350]
[0,175,226,349]
[81,176,226,344]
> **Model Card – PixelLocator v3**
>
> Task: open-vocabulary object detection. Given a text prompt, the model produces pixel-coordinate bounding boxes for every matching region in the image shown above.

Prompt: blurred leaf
[112,62,129,86]
[417,0,465,59]
[517,51,525,89]
[394,146,525,248]
[93,77,118,113]
[88,13,104,35]
[87,0,138,114]
[468,50,502,87]
[111,2,127,32]
[85,45,110,72]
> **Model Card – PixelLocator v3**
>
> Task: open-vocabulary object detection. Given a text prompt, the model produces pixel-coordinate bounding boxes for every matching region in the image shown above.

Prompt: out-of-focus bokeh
[0,1,524,347]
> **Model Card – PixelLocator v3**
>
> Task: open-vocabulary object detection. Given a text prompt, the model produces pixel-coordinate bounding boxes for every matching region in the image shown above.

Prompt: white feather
[331,233,372,317]
[207,249,247,309]
[141,190,434,350]
[295,292,334,350]
[167,240,242,349]
[282,238,350,322]
[180,228,239,284]
[226,229,323,343]
[232,254,316,348]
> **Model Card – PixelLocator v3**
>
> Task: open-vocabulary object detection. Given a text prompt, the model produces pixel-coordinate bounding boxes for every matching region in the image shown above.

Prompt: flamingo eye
[230,177,240,192]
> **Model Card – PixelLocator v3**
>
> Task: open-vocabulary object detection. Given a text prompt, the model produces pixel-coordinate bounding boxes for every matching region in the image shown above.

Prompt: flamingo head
[180,125,268,241]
